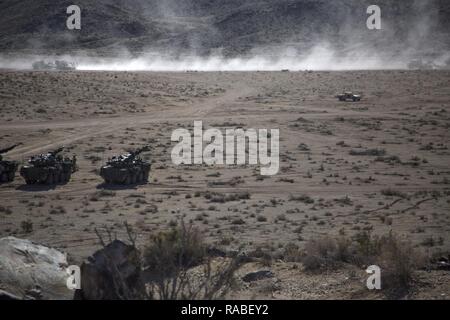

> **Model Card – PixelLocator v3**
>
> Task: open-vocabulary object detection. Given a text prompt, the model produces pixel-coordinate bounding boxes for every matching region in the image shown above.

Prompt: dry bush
[20,219,33,234]
[143,222,207,278]
[380,188,408,199]
[204,191,250,203]
[289,194,315,204]
[143,221,240,300]
[302,236,351,271]
[370,233,423,293]
[93,221,241,300]
[302,232,423,295]
[349,148,386,156]
[281,242,302,262]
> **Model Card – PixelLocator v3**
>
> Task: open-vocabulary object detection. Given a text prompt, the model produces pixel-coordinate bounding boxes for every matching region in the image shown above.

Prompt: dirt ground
[0,70,449,299]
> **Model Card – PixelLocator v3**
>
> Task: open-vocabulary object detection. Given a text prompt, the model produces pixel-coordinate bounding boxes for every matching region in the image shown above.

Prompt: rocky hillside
[0,0,449,56]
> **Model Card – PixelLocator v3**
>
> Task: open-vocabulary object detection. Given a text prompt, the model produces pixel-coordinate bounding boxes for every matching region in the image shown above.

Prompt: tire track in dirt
[3,84,260,158]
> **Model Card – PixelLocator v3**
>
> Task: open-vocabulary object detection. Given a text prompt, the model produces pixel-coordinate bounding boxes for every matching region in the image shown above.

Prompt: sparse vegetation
[1,68,449,300]
[289,194,314,204]
[300,232,424,296]
[381,188,408,199]
[204,191,251,203]
[349,148,386,156]
[20,219,33,233]
[142,221,240,299]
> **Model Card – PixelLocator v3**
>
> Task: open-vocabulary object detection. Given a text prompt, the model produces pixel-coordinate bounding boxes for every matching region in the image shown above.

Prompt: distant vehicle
[32,60,77,71]
[20,147,77,184]
[337,92,361,102]
[407,59,437,70]
[0,144,21,183]
[100,146,151,185]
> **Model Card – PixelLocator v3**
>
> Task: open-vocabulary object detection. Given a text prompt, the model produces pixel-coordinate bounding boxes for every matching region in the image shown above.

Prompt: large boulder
[75,240,145,300]
[0,237,73,300]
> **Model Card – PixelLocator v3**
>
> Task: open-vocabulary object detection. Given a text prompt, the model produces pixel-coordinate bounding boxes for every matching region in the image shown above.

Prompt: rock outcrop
[0,237,73,300]
[75,240,145,300]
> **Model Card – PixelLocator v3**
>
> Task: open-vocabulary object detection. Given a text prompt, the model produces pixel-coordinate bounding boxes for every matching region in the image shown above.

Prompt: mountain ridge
[0,0,449,57]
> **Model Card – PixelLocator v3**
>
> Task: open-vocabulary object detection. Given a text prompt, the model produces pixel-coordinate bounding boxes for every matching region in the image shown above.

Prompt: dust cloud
[0,43,436,71]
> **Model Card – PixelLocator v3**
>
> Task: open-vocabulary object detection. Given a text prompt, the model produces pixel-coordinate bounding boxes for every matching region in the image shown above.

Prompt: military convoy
[0,144,21,183]
[1,145,151,186]
[32,60,77,71]
[100,146,151,185]
[407,59,438,70]
[337,92,361,102]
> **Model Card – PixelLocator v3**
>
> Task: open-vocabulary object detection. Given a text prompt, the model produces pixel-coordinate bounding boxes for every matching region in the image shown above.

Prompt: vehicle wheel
[0,173,7,182]
[137,172,143,183]
[8,172,15,182]
[125,176,132,185]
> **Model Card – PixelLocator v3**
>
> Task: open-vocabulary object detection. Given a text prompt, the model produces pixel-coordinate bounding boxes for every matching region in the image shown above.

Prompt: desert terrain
[0,70,449,299]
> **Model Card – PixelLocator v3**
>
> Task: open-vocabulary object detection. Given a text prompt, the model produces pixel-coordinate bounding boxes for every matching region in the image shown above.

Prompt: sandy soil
[0,70,449,299]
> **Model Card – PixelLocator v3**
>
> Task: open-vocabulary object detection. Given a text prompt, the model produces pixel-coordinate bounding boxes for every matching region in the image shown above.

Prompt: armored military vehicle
[32,60,76,71]
[20,147,77,185]
[100,146,151,185]
[337,92,361,102]
[0,144,20,183]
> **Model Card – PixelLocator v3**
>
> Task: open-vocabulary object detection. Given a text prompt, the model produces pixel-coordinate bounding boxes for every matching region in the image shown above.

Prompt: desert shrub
[381,188,408,199]
[143,221,240,299]
[375,155,401,164]
[352,231,383,262]
[247,246,274,266]
[349,148,386,156]
[354,232,422,293]
[143,222,207,278]
[302,236,351,272]
[334,196,353,205]
[35,108,47,114]
[302,232,422,294]
[231,218,245,225]
[21,219,33,233]
[257,215,267,222]
[373,233,422,294]
[89,190,116,201]
[289,194,315,204]
[94,221,240,300]
[204,191,250,203]
[281,242,302,262]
